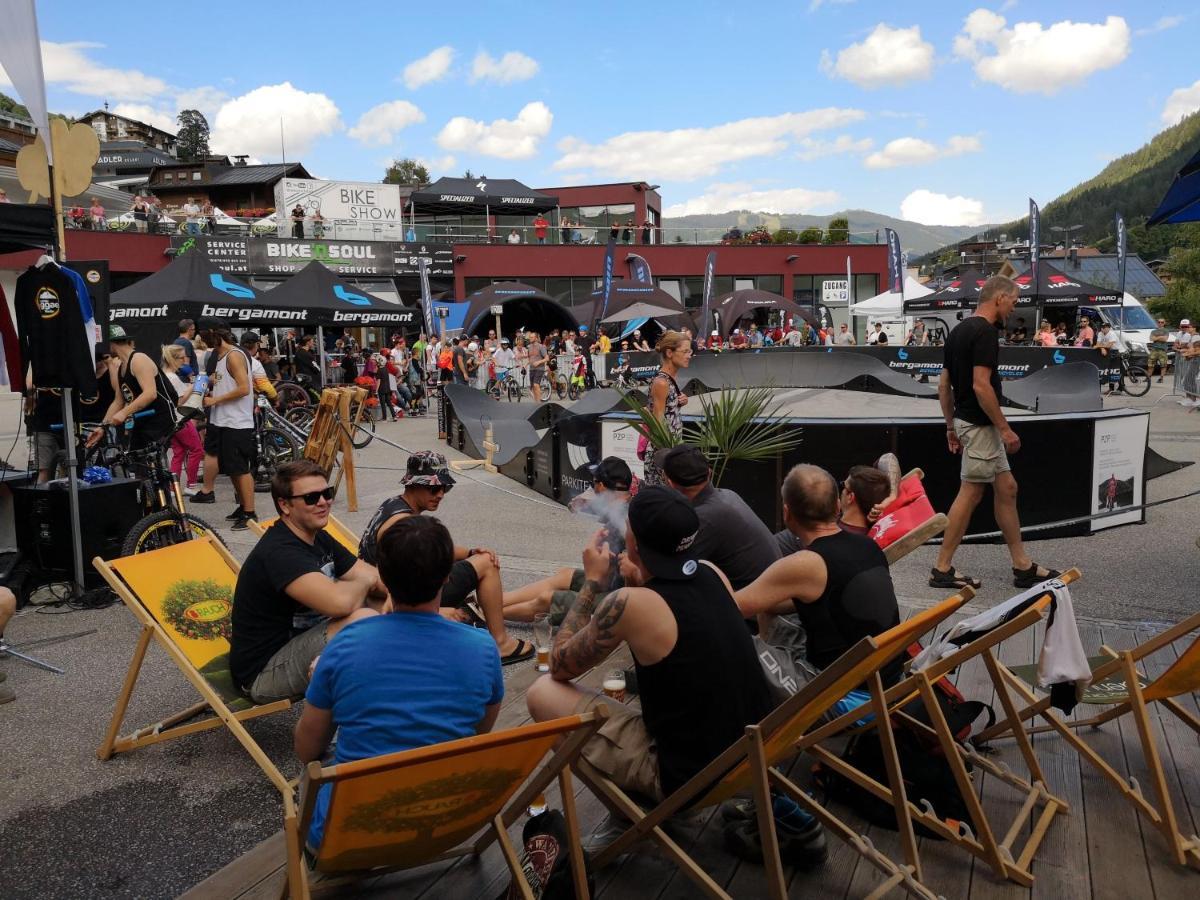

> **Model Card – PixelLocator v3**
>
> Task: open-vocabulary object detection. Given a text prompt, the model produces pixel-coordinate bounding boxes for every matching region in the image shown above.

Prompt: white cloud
[210,82,342,159]
[110,103,177,135]
[795,134,874,161]
[348,100,425,146]
[174,86,228,119]
[808,0,855,11]
[0,41,167,100]
[1136,15,1185,37]
[402,46,454,90]
[864,135,982,169]
[437,101,552,160]
[900,189,986,226]
[953,10,1130,95]
[1162,79,1200,127]
[554,107,864,180]
[470,51,539,85]
[820,24,934,89]
[663,182,841,217]
[418,154,457,175]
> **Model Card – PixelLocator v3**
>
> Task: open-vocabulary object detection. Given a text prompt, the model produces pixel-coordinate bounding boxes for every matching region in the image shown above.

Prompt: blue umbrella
[1148,147,1200,225]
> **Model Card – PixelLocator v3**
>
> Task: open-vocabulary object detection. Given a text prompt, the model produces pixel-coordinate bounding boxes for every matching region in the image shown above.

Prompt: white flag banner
[0,0,52,163]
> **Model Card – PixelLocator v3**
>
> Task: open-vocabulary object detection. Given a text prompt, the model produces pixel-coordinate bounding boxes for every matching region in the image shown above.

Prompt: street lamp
[1050,224,1083,257]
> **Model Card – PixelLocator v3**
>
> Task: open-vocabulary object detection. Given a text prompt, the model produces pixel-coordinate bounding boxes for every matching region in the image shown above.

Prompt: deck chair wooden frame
[575,590,973,900]
[246,514,360,555]
[93,534,291,796]
[879,469,949,566]
[981,610,1200,870]
[797,568,1082,888]
[283,709,608,899]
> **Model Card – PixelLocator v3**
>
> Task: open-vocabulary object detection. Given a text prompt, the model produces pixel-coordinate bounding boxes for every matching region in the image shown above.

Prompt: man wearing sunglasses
[230,460,386,704]
[358,451,534,665]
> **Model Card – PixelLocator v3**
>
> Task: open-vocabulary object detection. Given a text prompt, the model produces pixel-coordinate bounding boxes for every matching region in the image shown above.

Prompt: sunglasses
[426,484,449,495]
[287,487,335,505]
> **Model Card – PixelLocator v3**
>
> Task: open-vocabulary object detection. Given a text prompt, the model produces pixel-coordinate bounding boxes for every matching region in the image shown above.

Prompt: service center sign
[248,239,392,275]
[274,178,403,224]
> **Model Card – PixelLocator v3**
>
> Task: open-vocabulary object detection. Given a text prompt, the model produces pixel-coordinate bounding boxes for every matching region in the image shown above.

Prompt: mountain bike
[252,396,304,492]
[1111,351,1151,398]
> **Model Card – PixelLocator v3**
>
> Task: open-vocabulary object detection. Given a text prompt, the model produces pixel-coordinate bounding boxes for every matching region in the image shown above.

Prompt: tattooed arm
[870,452,903,520]
[550,585,630,681]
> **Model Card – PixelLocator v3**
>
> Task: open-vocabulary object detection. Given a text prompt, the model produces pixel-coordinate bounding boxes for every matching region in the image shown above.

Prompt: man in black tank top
[527,487,774,799]
[87,325,176,451]
[735,464,902,683]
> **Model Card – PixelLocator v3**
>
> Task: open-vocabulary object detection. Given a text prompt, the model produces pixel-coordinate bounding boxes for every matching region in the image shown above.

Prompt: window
[545,277,573,303]
[162,172,174,182]
[192,171,202,181]
[734,277,755,293]
[792,275,814,305]
[756,275,783,294]
[853,274,878,303]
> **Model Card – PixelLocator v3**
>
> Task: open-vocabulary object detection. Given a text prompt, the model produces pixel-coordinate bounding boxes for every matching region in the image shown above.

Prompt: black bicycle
[252,396,303,493]
[1112,351,1151,398]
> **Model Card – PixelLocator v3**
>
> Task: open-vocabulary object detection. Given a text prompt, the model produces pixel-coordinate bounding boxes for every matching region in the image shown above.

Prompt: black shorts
[203,424,255,476]
[441,559,480,608]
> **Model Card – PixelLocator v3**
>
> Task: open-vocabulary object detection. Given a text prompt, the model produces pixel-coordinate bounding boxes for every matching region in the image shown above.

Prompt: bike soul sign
[248,239,393,275]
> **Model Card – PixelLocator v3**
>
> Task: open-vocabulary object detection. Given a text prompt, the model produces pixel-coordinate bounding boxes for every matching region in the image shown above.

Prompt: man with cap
[87,324,177,452]
[501,457,634,622]
[1175,319,1199,407]
[190,320,258,530]
[240,331,277,402]
[527,487,826,864]
[358,451,533,664]
[659,444,779,594]
[1095,321,1123,396]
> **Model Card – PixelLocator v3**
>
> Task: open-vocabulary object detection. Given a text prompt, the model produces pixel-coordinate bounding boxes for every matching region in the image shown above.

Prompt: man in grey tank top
[190,321,258,529]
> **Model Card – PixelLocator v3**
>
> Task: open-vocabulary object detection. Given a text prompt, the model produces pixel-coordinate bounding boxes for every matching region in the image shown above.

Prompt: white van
[1077,293,1159,354]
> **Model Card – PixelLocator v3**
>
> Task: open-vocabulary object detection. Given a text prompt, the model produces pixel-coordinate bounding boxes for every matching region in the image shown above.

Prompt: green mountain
[920,110,1200,264]
[660,209,985,256]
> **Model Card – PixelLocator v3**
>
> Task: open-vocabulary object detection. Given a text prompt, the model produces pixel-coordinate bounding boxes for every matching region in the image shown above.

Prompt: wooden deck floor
[183,605,1200,900]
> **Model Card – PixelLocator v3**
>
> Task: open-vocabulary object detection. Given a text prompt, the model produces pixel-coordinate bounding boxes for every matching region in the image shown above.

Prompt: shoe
[583,812,631,855]
[929,566,982,590]
[1012,562,1061,589]
[723,798,827,869]
[181,485,198,497]
[231,511,257,532]
[1157,377,1164,383]
[0,682,13,703]
[225,506,245,521]
[190,490,215,504]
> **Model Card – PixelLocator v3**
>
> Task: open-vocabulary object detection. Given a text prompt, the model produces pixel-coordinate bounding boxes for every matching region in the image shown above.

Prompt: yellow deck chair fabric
[286,711,606,899]
[94,534,291,794]
[248,514,360,555]
[577,591,971,900]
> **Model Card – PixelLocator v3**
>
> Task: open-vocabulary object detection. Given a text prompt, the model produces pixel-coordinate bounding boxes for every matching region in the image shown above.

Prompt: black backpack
[498,810,593,900]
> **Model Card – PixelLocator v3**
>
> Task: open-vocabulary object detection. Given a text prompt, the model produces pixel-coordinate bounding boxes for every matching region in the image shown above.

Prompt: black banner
[391,242,455,278]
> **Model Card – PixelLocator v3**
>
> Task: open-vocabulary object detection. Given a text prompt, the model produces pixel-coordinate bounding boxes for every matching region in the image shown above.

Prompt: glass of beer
[532,613,552,672]
[603,668,627,702]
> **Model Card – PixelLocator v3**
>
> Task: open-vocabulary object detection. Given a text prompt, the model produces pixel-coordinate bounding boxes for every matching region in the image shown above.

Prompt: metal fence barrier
[1174,354,1199,401]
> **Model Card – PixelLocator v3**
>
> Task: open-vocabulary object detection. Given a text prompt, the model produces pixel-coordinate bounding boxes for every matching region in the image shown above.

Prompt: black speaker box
[11,479,144,584]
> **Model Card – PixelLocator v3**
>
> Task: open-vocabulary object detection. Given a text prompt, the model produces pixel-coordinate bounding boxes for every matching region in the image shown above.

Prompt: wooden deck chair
[284,709,609,899]
[868,468,949,565]
[797,568,1082,888]
[575,589,972,900]
[246,514,360,554]
[93,534,290,796]
[981,609,1200,869]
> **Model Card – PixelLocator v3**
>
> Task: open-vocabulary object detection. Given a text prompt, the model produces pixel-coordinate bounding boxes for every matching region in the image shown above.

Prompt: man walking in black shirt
[294,335,322,386]
[932,275,1059,591]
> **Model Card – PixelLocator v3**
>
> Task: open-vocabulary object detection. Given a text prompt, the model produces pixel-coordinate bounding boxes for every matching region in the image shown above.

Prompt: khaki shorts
[955,419,1011,484]
[245,621,328,704]
[33,431,62,470]
[548,569,587,626]
[573,692,662,803]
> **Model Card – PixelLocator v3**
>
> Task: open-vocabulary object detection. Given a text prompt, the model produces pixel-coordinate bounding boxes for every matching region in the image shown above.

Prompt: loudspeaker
[11,479,144,584]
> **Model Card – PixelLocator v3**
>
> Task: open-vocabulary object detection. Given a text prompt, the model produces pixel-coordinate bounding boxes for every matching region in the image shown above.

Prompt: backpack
[497,810,593,900]
[437,348,454,370]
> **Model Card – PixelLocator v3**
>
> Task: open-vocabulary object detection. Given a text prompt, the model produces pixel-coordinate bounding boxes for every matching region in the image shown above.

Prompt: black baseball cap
[590,456,632,491]
[660,445,710,487]
[627,486,700,581]
[240,330,262,346]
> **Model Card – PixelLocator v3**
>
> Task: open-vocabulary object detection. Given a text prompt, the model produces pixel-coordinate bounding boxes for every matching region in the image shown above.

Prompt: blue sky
[5,1,1198,227]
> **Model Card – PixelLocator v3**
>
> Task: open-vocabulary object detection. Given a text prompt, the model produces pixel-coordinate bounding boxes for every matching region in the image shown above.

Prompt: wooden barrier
[302,387,366,512]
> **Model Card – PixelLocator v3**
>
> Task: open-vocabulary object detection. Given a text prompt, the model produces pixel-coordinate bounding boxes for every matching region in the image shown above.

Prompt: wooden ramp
[184,609,1200,900]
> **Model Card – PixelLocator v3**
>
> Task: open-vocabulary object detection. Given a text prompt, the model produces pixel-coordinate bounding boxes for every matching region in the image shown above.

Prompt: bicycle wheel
[121,509,223,556]
[349,411,375,449]
[275,382,311,412]
[486,378,502,401]
[507,379,521,402]
[284,406,315,430]
[567,380,581,401]
[554,375,568,399]
[255,427,301,489]
[1122,365,1151,397]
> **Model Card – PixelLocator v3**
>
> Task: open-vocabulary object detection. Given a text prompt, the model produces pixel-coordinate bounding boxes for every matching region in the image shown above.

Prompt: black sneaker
[724,811,828,870]
[225,506,244,521]
[231,511,257,532]
[190,490,215,504]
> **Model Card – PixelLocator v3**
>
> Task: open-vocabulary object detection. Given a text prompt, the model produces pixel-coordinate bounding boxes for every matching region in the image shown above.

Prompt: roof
[1010,254,1165,299]
[0,166,137,210]
[146,162,311,189]
[75,109,178,138]
[0,137,22,155]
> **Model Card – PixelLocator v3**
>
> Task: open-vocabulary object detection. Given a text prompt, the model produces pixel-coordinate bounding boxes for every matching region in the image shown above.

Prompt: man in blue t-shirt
[294,515,504,851]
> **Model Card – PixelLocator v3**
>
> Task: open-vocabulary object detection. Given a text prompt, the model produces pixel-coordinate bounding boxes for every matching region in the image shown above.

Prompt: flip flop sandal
[929,567,982,590]
[463,600,486,628]
[500,639,535,666]
[1012,563,1062,589]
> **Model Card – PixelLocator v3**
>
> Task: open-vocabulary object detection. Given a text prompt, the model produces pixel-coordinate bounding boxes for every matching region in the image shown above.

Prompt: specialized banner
[598,236,616,324]
[171,235,454,279]
[885,228,902,294]
[1115,212,1127,297]
[417,256,434,335]
[700,250,717,335]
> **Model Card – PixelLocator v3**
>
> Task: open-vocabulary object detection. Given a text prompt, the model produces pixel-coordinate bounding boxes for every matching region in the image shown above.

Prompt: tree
[463,169,475,179]
[824,216,849,244]
[383,157,431,186]
[0,91,31,119]
[772,228,799,244]
[176,110,210,163]
[1149,247,1200,325]
[797,228,823,244]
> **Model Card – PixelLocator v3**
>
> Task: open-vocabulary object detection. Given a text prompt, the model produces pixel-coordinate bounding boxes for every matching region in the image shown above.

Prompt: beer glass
[532,613,552,672]
[603,668,627,702]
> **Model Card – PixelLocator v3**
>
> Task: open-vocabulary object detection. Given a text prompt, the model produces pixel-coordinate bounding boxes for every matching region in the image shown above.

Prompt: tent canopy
[1148,147,1200,225]
[587,278,684,323]
[259,262,418,326]
[459,281,577,336]
[851,276,933,317]
[904,264,1122,314]
[710,288,817,336]
[409,177,559,216]
[110,251,264,323]
[0,202,55,255]
[602,301,687,323]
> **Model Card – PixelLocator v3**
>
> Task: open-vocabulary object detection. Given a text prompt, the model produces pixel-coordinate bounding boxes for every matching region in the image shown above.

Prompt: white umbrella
[210,206,243,226]
[602,301,691,323]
